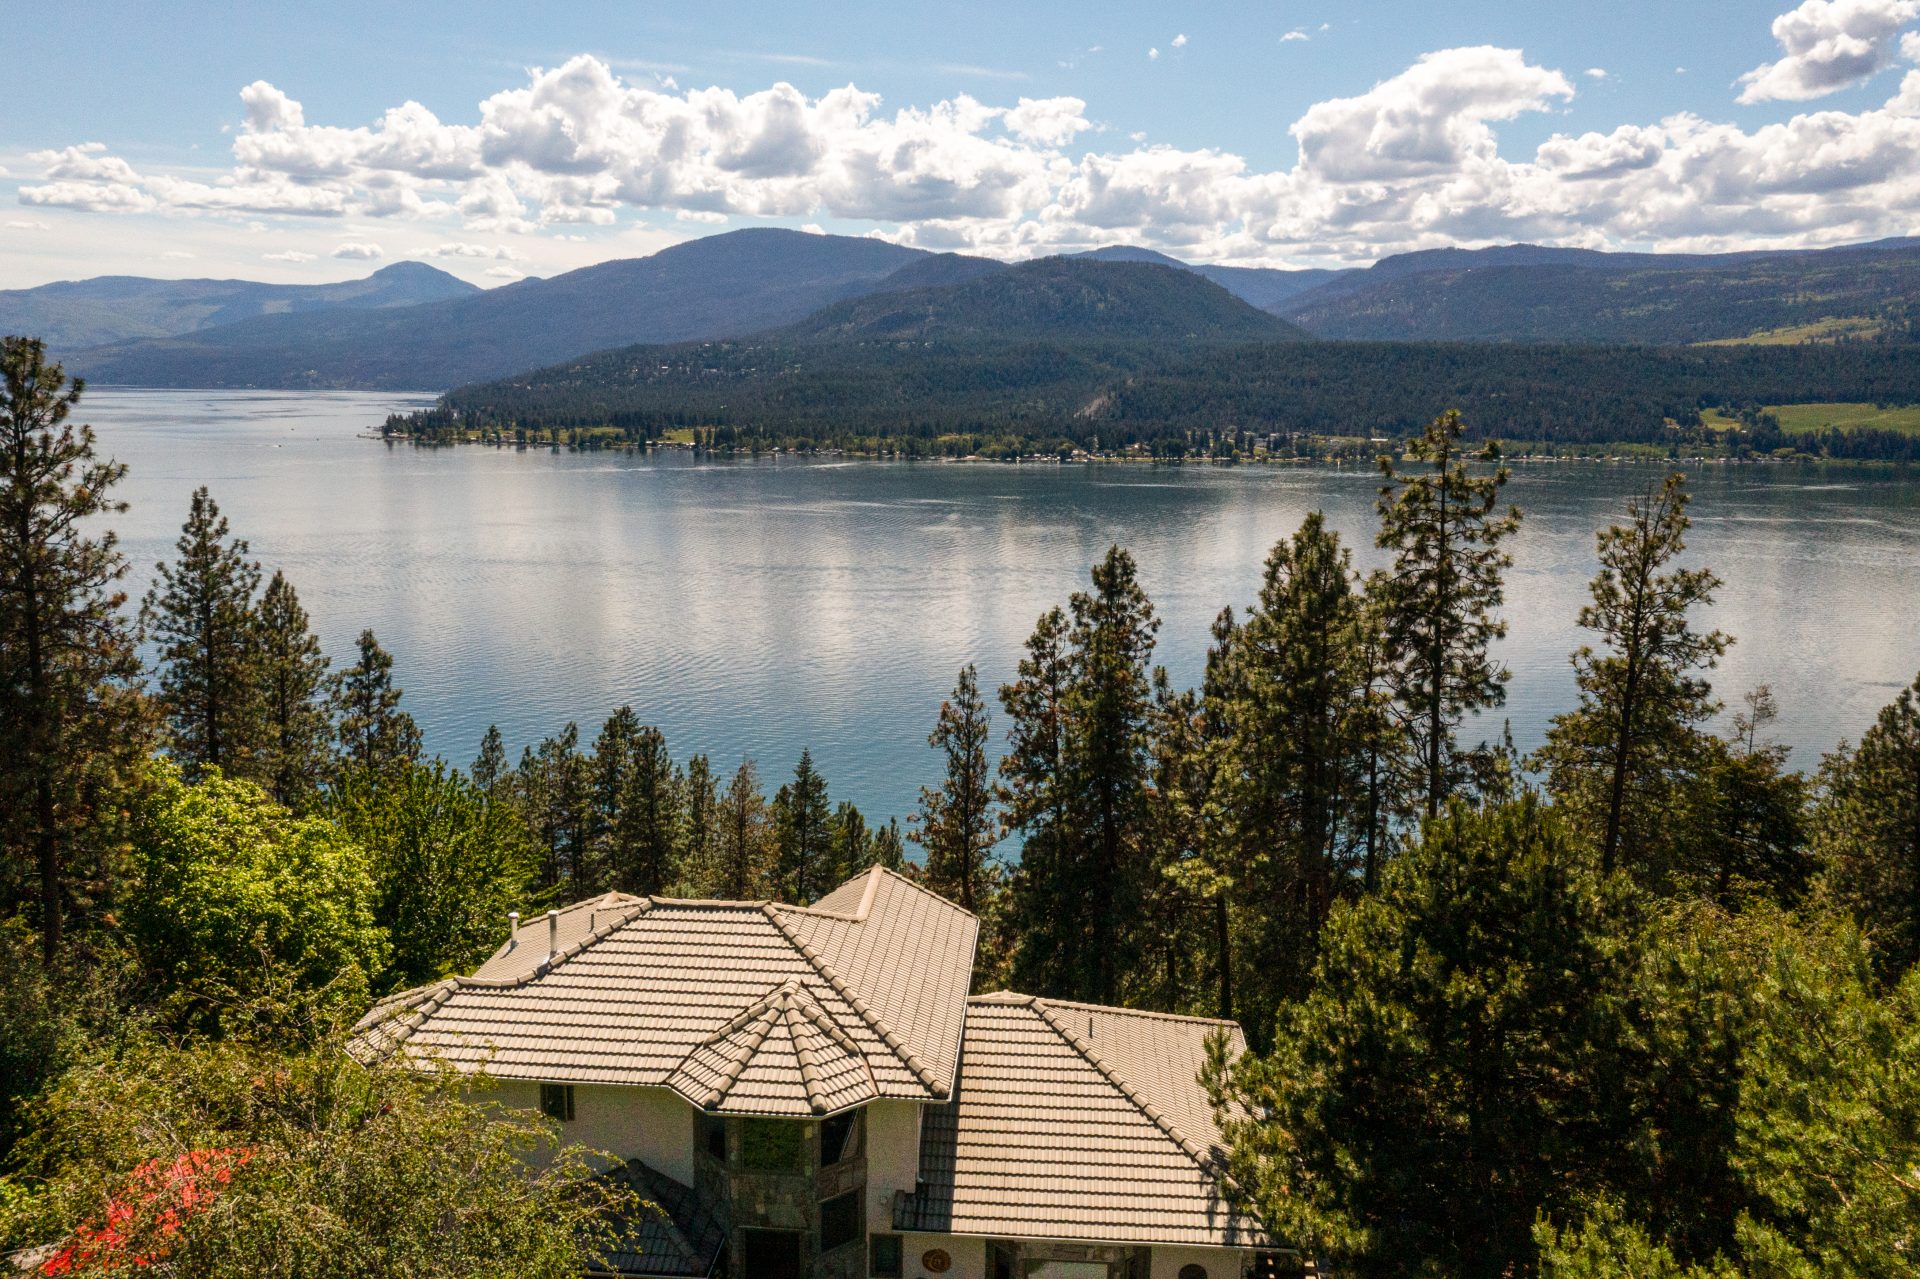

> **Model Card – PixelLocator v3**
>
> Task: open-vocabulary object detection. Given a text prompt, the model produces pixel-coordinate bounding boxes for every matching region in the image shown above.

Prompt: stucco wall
[898,1232,988,1279]
[865,1100,923,1218]
[1150,1244,1248,1279]
[482,1079,695,1185]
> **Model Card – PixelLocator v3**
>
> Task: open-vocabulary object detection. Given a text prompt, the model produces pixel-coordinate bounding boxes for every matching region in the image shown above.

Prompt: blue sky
[6,0,1920,287]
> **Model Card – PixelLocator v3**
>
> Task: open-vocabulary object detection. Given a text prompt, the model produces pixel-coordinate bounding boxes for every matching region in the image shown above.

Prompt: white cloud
[1282,29,1310,43]
[263,249,316,262]
[1738,0,1920,102]
[1586,68,1610,80]
[483,265,522,279]
[420,240,521,259]
[1148,48,1160,61]
[1171,33,1188,48]
[5,219,50,231]
[16,13,1920,270]
[332,240,383,259]
[160,249,196,260]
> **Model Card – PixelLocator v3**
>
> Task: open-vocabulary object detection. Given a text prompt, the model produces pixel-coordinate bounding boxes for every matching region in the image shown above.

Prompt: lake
[85,388,1920,830]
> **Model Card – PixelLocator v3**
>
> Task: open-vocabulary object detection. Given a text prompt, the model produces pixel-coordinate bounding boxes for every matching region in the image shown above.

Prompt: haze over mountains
[11,228,1919,392]
[0,261,476,351]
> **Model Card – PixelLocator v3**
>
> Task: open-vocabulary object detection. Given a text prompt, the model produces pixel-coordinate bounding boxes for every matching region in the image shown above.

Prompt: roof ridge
[426,899,655,999]
[1026,995,1241,1028]
[1030,1000,1222,1176]
[760,902,946,1097]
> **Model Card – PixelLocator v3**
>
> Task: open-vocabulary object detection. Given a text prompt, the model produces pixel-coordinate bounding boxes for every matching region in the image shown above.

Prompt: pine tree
[1534,473,1728,875]
[1064,545,1160,1006]
[773,749,832,901]
[868,817,906,872]
[0,338,147,960]
[1000,547,1161,1006]
[253,570,331,808]
[472,725,508,793]
[1375,411,1522,818]
[681,753,717,881]
[999,606,1079,997]
[593,707,681,895]
[827,801,871,883]
[515,723,589,892]
[141,487,265,779]
[1212,514,1378,1026]
[1815,669,1920,978]
[711,759,771,899]
[911,665,1000,915]
[330,629,422,782]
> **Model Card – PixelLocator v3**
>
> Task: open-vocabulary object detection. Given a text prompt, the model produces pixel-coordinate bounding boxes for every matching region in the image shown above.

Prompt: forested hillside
[1276,239,1920,343]
[411,334,1920,458]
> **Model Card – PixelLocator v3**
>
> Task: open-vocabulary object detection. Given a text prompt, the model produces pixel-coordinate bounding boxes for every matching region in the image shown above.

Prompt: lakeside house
[350,866,1285,1279]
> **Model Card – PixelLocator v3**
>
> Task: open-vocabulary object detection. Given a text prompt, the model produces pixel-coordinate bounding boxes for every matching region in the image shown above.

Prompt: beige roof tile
[351,867,976,1117]
[895,994,1271,1249]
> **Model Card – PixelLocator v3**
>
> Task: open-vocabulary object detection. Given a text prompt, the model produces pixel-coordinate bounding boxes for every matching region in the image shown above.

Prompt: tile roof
[350,867,977,1116]
[894,993,1272,1249]
[593,1158,729,1277]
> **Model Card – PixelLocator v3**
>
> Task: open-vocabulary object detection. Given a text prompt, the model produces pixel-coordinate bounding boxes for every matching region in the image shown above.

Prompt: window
[539,1083,574,1122]
[869,1233,903,1278]
[821,1108,863,1167]
[819,1188,861,1252]
[742,1229,803,1279]
[1178,1266,1210,1279]
[697,1111,727,1162]
[737,1118,808,1172]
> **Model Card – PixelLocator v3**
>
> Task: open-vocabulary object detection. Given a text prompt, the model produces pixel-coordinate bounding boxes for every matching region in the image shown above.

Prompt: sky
[5,0,1920,288]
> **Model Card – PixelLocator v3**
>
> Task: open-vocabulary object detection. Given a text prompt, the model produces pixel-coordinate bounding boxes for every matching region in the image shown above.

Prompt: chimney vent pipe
[547,909,560,960]
[508,910,520,948]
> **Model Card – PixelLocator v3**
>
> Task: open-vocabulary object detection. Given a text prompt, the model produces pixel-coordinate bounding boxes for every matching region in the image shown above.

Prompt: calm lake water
[84,388,1920,830]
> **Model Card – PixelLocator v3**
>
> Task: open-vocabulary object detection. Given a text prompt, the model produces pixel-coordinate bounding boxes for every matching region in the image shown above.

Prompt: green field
[1702,402,1920,436]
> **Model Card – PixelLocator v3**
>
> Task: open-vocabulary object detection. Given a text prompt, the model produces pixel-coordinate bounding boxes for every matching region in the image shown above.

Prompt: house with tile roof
[351,866,1286,1279]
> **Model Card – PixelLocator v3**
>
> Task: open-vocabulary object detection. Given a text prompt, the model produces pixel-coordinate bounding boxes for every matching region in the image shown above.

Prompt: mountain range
[9,228,1918,392]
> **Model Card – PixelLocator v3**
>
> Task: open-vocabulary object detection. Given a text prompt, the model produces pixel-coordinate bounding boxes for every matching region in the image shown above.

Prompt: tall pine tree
[773,749,832,901]
[330,629,421,782]
[253,570,332,808]
[912,665,1000,915]
[1375,411,1521,817]
[1815,669,1920,979]
[0,338,147,960]
[142,487,265,779]
[1534,473,1728,876]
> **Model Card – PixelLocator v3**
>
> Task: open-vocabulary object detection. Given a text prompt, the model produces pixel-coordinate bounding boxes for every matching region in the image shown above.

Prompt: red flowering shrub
[40,1147,252,1274]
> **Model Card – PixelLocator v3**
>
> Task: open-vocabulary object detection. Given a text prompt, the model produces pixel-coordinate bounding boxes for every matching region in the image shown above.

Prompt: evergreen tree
[515,722,589,893]
[773,748,832,901]
[1063,545,1160,1006]
[141,487,265,779]
[1375,411,1522,817]
[1686,686,1811,906]
[998,606,1077,996]
[1534,473,1729,876]
[868,817,906,872]
[1211,798,1643,1279]
[472,724,508,793]
[1000,547,1161,1006]
[827,801,871,883]
[1815,670,1920,978]
[1210,514,1379,1028]
[0,338,147,960]
[330,629,421,782]
[710,759,771,899]
[1135,669,1215,1014]
[681,753,717,882]
[592,707,681,895]
[911,665,1001,915]
[253,570,331,809]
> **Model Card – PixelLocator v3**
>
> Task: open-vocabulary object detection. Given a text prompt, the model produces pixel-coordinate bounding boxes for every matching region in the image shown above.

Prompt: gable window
[821,1108,863,1167]
[818,1188,861,1252]
[737,1118,807,1173]
[869,1233,903,1278]
[539,1083,575,1122]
